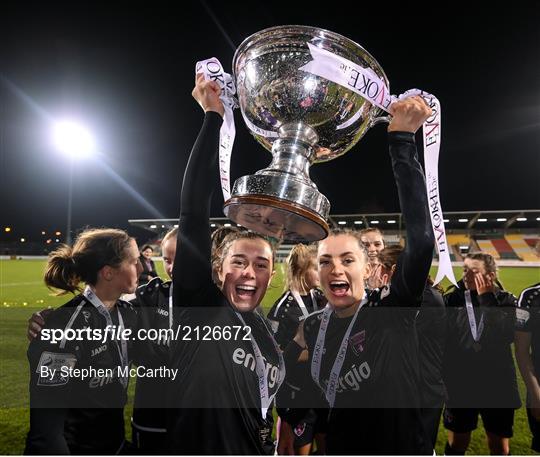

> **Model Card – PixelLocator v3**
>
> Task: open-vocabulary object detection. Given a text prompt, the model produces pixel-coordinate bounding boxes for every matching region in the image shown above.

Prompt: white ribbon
[310,295,367,407]
[235,311,285,419]
[291,289,318,318]
[299,43,457,286]
[83,286,129,388]
[168,283,174,330]
[465,290,484,342]
[196,58,237,201]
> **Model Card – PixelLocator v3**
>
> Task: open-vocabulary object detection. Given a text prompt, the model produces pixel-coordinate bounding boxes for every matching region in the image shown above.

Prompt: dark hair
[141,245,153,253]
[465,252,498,275]
[377,245,403,270]
[210,226,240,284]
[211,226,240,256]
[44,228,133,295]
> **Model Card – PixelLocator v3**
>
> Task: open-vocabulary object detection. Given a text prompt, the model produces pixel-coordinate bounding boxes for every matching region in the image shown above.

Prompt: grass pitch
[0,259,538,454]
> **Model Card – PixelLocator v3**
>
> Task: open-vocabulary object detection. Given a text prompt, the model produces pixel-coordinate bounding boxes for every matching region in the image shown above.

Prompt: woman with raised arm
[278,96,435,455]
[166,74,283,455]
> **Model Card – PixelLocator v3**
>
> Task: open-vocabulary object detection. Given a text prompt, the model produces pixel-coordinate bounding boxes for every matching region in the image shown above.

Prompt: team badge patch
[516,308,530,328]
[36,351,77,386]
[294,422,306,437]
[349,330,366,355]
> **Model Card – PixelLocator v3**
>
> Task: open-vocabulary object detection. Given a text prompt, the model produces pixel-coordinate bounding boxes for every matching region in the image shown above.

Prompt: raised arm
[387,97,435,303]
[172,74,224,297]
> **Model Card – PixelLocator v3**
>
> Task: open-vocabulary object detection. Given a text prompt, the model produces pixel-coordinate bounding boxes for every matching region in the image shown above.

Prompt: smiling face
[218,238,274,312]
[318,234,368,313]
[141,247,153,260]
[360,231,385,265]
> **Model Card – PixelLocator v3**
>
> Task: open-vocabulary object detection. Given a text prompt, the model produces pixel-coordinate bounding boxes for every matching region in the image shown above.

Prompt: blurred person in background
[269,244,327,455]
[139,244,158,284]
[442,252,520,455]
[359,227,386,290]
[514,241,540,453]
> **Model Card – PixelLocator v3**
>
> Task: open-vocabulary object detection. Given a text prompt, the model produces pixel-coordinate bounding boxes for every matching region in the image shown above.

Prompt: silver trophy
[223,25,389,242]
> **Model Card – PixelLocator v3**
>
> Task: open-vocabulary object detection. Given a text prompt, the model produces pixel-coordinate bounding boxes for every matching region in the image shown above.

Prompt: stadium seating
[475,239,501,259]
[446,234,471,261]
[490,237,519,260]
[506,234,539,261]
[525,237,540,250]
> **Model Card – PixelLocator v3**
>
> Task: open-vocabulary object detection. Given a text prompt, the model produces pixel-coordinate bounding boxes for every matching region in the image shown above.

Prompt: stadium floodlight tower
[52,120,96,245]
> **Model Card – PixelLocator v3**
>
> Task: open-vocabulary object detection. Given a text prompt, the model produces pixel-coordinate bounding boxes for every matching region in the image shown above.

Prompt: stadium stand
[446,234,471,261]
[124,210,540,267]
[3,212,538,267]
[506,234,539,261]
[475,239,501,259]
[525,237,540,250]
[490,237,520,260]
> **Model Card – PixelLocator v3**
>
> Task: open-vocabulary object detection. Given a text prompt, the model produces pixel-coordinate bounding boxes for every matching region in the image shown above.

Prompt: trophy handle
[370,115,392,127]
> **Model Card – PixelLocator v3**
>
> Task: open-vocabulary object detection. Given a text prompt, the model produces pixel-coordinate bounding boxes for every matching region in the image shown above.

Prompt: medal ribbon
[235,311,285,419]
[311,295,367,407]
[83,286,129,388]
[465,290,484,342]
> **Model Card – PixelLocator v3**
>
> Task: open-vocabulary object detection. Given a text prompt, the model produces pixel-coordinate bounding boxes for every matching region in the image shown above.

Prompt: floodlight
[53,120,96,159]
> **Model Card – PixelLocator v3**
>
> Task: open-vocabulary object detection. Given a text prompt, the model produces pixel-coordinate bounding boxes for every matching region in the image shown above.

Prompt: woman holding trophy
[166,74,283,454]
[279,96,435,455]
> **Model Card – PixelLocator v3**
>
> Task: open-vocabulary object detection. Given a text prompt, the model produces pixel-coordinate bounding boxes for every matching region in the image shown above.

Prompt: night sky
[2,1,539,243]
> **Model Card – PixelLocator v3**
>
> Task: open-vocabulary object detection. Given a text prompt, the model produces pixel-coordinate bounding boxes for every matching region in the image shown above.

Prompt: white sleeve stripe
[518,285,540,307]
[273,293,291,318]
[59,300,86,349]
[131,418,167,433]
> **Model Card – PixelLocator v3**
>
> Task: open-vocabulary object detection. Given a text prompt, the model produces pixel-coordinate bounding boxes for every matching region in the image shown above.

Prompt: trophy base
[223,194,329,242]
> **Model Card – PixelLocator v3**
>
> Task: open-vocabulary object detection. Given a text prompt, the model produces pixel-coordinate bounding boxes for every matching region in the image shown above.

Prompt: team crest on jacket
[294,422,306,437]
[349,330,366,355]
[36,351,77,386]
[516,308,530,327]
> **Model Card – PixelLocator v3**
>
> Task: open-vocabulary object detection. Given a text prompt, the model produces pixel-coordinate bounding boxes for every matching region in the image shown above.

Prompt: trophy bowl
[223,25,389,242]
